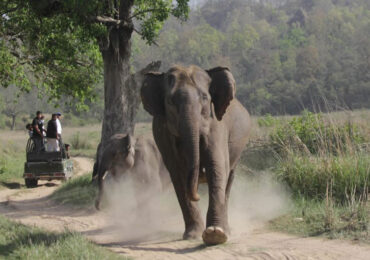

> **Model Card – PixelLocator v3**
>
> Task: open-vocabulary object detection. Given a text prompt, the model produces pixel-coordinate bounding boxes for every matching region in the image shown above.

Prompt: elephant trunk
[180,105,200,202]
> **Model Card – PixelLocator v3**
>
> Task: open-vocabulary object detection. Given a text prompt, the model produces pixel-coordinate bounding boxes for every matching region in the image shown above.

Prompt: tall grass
[69,132,93,150]
[250,110,370,241]
[276,155,369,202]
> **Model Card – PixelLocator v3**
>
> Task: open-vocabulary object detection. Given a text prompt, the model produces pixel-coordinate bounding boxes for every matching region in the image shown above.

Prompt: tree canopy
[0,0,189,108]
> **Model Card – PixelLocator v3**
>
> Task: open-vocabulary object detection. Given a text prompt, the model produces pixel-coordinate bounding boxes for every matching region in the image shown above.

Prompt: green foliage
[270,111,365,155]
[0,215,127,259]
[257,113,280,127]
[51,174,97,207]
[0,0,190,109]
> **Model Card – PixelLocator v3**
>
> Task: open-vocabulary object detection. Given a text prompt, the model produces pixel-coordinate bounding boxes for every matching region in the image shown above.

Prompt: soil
[0,157,369,260]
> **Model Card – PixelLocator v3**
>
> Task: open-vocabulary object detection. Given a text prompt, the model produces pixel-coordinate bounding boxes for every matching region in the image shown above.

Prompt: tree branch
[95,15,129,27]
[129,8,162,19]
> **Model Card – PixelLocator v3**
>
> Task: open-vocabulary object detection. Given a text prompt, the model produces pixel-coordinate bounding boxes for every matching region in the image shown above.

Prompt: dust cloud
[100,167,290,242]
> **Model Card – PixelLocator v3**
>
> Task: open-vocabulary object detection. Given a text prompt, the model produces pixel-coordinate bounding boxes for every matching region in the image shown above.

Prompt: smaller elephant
[94,133,170,210]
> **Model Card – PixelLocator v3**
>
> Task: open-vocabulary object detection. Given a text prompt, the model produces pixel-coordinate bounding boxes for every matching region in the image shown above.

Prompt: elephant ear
[206,67,236,121]
[141,72,165,116]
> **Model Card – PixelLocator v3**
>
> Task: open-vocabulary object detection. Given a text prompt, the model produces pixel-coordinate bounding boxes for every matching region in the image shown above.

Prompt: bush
[270,111,365,155]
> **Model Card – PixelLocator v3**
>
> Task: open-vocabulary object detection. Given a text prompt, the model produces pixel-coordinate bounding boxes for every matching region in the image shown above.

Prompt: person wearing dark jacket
[32,111,45,152]
[46,114,59,152]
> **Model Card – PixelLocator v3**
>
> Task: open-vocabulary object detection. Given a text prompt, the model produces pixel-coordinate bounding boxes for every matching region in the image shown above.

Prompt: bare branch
[95,15,129,27]
[129,8,162,19]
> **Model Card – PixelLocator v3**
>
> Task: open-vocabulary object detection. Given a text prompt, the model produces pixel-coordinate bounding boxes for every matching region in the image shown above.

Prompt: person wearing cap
[46,114,60,152]
[32,111,45,152]
[56,112,63,140]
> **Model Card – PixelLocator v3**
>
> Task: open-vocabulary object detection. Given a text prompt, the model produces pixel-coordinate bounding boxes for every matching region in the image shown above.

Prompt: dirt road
[0,157,369,260]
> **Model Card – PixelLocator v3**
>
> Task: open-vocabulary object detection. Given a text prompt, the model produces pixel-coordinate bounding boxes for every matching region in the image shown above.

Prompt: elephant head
[141,66,236,201]
[107,134,135,177]
[95,133,135,210]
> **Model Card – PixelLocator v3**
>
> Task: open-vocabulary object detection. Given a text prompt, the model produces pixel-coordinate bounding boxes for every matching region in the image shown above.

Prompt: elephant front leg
[169,169,205,240]
[203,156,230,245]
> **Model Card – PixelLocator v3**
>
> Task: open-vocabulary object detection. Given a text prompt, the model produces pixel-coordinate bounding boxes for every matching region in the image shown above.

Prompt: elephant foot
[183,225,203,240]
[202,226,227,246]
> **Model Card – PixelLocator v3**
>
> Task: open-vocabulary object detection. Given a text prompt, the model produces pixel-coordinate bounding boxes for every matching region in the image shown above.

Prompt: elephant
[141,65,251,245]
[94,133,170,210]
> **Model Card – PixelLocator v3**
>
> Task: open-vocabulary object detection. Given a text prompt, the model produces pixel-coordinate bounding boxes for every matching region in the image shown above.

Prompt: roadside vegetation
[0,215,127,259]
[51,174,97,208]
[1,110,369,244]
[244,110,370,243]
[0,137,26,189]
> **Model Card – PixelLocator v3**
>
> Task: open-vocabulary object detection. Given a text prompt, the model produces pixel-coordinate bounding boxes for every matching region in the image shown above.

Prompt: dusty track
[0,157,369,259]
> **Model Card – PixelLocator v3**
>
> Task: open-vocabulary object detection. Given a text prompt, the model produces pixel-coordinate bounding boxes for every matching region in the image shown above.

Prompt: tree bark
[100,26,134,147]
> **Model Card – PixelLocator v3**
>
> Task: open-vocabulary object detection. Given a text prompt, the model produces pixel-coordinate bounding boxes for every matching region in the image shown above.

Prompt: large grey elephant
[94,134,170,210]
[141,65,251,245]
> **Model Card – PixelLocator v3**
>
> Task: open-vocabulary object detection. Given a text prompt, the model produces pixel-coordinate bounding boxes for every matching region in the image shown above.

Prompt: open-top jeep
[23,138,73,188]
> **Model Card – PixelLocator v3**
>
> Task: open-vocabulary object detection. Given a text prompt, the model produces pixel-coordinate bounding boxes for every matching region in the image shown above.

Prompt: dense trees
[132,0,370,115]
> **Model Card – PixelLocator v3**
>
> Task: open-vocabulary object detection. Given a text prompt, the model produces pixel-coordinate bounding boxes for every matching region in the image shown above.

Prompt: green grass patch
[0,215,126,259]
[270,199,370,243]
[270,111,366,155]
[275,154,370,203]
[0,141,25,188]
[51,174,97,207]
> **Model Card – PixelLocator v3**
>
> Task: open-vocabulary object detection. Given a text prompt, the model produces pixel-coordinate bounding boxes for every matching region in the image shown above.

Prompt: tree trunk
[92,1,161,179]
[100,26,134,148]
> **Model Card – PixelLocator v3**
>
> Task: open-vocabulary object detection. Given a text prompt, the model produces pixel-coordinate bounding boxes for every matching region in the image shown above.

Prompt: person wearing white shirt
[56,112,62,138]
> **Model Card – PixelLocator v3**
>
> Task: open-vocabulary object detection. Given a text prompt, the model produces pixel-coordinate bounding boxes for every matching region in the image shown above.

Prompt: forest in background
[133,0,370,115]
[1,0,370,129]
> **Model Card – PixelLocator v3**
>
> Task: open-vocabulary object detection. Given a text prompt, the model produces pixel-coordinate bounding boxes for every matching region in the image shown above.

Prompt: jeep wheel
[25,178,38,188]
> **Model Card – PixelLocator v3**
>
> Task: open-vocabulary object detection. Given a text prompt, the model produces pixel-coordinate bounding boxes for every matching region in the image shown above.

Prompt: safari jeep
[23,138,73,188]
